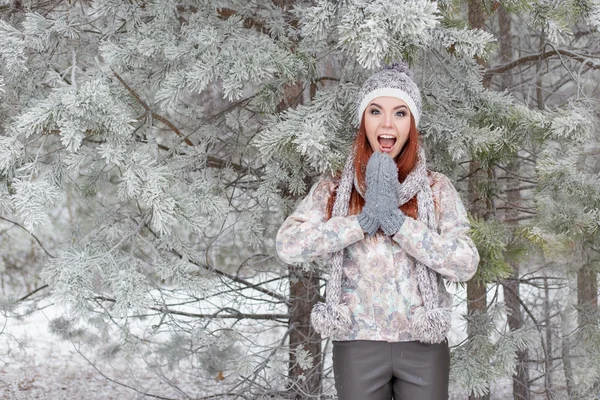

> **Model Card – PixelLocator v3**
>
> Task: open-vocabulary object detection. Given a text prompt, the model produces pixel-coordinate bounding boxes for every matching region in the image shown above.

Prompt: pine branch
[496,165,538,184]
[154,308,290,321]
[158,235,287,303]
[84,136,262,176]
[112,71,194,146]
[216,7,270,34]
[583,146,600,156]
[502,215,535,223]
[206,155,264,177]
[188,256,288,303]
[485,49,600,78]
[496,206,536,215]
[94,296,290,320]
[114,70,267,169]
[0,0,63,16]
[523,356,578,363]
[175,5,270,34]
[457,166,483,182]
[503,185,537,193]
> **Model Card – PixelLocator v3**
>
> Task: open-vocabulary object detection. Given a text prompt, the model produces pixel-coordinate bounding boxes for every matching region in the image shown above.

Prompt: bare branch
[502,184,537,193]
[94,296,290,321]
[17,284,49,302]
[0,216,56,258]
[485,49,600,78]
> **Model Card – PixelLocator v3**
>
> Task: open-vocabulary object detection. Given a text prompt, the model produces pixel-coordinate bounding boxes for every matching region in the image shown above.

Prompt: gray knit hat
[355,62,422,129]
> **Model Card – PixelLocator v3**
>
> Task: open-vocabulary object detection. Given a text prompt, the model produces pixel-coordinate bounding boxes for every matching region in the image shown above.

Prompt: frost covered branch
[112,71,194,146]
[0,216,56,258]
[485,48,600,77]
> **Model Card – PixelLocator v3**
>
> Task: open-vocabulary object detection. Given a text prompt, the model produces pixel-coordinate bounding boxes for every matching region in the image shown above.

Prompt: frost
[294,344,314,370]
[11,178,62,231]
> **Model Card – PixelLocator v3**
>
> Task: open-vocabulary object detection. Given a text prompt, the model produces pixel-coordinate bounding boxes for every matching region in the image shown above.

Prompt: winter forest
[0,0,599,399]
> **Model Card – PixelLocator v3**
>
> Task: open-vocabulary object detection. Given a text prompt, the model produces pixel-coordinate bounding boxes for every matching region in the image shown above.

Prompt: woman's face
[364,96,411,160]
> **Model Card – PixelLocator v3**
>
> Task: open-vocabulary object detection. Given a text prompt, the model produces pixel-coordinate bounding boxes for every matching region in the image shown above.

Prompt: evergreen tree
[0,0,598,398]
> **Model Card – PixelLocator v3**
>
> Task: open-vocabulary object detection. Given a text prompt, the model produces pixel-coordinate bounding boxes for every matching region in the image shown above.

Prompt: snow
[0,284,538,399]
[0,295,225,399]
[0,305,141,399]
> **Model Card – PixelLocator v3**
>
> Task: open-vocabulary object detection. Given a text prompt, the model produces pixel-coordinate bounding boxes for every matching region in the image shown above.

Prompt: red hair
[325,114,420,220]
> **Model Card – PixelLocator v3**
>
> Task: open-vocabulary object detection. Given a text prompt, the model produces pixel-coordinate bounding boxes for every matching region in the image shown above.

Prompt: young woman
[276,63,480,400]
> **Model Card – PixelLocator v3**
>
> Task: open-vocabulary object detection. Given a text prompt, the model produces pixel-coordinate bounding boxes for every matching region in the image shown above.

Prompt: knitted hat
[355,62,423,129]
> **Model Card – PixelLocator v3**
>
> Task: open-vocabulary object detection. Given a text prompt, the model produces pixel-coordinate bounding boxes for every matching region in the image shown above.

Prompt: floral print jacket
[276,171,480,342]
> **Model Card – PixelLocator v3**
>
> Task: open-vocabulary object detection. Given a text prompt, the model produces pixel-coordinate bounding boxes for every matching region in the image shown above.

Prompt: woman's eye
[396,111,405,117]
[370,109,380,115]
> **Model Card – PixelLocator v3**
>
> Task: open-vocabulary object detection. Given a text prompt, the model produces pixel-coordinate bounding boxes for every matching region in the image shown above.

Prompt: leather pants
[332,339,450,400]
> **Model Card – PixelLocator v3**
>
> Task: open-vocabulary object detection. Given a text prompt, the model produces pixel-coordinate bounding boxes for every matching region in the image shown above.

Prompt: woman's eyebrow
[369,103,408,110]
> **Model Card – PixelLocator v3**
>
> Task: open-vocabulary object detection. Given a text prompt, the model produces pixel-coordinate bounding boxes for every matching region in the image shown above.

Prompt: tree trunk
[503,271,530,400]
[561,270,579,399]
[543,276,554,399]
[281,77,323,398]
[288,264,323,398]
[577,263,598,327]
[497,5,513,91]
[467,1,490,399]
[498,6,531,399]
[535,32,546,110]
[467,159,489,399]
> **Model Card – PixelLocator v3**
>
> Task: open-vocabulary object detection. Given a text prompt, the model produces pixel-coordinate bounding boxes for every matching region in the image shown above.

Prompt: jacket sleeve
[391,174,480,282]
[276,178,365,264]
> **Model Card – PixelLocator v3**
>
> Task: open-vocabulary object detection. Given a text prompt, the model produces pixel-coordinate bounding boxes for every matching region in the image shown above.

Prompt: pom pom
[310,302,352,337]
[410,306,451,344]
[381,61,413,78]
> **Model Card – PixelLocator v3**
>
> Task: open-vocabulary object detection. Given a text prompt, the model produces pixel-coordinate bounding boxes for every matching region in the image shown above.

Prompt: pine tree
[0,0,598,398]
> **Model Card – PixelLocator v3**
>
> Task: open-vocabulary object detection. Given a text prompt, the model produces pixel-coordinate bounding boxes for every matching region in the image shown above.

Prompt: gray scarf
[310,146,450,343]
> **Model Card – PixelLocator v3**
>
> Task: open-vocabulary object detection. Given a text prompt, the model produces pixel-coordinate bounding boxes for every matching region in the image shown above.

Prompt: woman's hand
[357,152,406,236]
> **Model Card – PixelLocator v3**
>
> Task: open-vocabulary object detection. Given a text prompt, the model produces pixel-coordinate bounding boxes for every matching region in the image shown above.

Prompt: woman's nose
[382,113,393,127]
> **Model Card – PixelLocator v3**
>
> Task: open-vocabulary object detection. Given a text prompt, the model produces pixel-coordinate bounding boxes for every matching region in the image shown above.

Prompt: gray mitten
[379,207,406,236]
[357,152,406,236]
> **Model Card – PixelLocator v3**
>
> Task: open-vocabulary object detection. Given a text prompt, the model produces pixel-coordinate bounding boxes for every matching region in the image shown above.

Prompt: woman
[276,62,479,400]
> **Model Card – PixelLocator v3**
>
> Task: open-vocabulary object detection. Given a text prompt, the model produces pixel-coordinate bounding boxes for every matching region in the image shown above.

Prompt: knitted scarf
[310,146,451,344]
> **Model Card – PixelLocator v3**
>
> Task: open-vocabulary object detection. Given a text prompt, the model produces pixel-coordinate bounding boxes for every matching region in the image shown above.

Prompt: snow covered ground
[0,287,520,399]
[0,305,141,399]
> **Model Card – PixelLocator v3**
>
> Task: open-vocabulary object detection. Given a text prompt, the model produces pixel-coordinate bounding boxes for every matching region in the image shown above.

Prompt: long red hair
[325,114,420,220]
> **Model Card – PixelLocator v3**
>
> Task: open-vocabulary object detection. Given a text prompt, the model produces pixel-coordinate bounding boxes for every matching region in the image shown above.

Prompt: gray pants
[332,339,450,400]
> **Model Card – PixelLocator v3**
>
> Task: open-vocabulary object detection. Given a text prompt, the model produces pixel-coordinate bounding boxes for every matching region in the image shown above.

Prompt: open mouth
[377,134,397,152]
